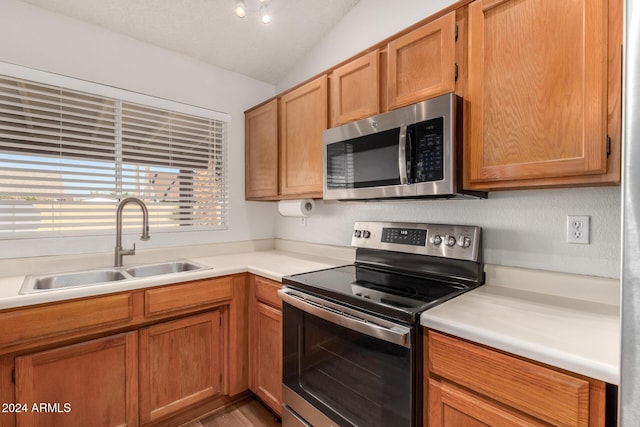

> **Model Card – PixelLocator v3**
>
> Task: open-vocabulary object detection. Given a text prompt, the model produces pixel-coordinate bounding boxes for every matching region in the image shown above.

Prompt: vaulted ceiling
[18,0,360,85]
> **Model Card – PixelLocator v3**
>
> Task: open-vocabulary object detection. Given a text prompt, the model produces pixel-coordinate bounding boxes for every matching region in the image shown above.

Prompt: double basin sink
[19,260,211,294]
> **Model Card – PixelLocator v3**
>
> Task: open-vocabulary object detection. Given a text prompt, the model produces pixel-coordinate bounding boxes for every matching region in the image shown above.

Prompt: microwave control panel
[408,117,444,183]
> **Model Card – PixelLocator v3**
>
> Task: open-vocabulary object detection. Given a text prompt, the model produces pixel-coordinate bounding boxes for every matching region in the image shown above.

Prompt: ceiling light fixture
[260,5,271,24]
[235,0,247,18]
[235,0,272,24]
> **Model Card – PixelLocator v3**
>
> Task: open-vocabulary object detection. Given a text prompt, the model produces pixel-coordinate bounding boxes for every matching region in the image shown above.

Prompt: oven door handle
[279,289,411,348]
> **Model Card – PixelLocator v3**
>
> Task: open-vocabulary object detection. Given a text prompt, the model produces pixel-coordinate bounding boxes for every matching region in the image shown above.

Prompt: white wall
[0,0,278,258]
[275,0,622,279]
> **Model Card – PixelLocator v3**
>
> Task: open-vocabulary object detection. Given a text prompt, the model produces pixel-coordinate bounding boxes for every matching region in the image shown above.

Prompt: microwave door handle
[398,123,408,184]
[279,289,411,348]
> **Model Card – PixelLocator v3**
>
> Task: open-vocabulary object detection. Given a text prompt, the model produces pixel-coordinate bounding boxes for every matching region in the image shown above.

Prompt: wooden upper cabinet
[466,0,616,190]
[15,332,138,427]
[279,75,327,197]
[387,11,456,110]
[245,99,279,199]
[330,50,380,127]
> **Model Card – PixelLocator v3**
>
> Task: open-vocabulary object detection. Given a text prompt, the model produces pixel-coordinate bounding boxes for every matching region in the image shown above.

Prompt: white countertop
[421,265,620,385]
[0,244,620,385]
[0,249,349,310]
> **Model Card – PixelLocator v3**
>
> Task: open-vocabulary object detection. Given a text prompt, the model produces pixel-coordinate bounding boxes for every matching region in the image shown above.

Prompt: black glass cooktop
[282,265,474,324]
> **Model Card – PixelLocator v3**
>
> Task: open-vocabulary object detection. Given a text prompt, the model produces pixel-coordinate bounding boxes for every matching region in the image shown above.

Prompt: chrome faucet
[114,197,150,267]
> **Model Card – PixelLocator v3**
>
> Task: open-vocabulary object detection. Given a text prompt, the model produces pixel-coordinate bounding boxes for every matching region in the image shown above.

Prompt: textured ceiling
[18,0,360,85]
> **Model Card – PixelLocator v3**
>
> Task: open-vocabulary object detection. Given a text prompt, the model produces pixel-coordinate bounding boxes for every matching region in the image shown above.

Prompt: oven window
[283,303,412,427]
[325,127,401,190]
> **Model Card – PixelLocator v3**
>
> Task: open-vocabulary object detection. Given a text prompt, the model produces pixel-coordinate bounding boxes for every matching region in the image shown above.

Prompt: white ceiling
[18,0,360,85]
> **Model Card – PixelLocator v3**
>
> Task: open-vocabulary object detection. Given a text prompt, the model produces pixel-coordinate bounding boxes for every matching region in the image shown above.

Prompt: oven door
[279,288,415,427]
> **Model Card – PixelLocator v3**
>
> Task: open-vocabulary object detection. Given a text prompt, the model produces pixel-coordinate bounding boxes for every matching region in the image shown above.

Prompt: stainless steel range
[279,221,484,427]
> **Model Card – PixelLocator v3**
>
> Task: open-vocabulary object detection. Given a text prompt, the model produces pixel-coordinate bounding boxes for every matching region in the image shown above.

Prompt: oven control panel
[352,221,481,261]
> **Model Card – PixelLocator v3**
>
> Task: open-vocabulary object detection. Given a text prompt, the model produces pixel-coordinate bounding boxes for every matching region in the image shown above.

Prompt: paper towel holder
[277,199,316,226]
[277,199,315,218]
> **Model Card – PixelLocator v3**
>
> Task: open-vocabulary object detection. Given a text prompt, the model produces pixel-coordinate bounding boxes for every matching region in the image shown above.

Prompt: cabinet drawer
[0,293,133,349]
[428,331,591,426]
[253,276,281,309]
[145,277,232,317]
[429,379,546,427]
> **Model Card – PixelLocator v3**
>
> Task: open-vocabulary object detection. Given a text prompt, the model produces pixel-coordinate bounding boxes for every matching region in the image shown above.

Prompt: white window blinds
[0,74,228,237]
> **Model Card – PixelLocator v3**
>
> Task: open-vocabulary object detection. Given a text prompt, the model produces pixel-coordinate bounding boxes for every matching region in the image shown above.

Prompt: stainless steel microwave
[323,93,486,200]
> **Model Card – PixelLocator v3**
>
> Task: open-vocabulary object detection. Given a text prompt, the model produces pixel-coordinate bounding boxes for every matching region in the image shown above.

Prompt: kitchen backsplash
[275,187,621,279]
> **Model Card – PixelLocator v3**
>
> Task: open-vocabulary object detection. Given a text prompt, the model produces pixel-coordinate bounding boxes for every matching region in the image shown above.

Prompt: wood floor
[182,398,281,427]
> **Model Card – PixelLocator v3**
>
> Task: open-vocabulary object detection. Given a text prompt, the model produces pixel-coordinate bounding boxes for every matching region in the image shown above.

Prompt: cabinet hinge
[11,368,15,385]
[606,135,611,157]
[454,64,459,82]
[455,23,459,42]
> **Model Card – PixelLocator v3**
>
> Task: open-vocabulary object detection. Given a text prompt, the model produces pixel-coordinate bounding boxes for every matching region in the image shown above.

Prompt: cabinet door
[387,11,456,110]
[427,331,606,427]
[466,0,609,189]
[279,75,327,198]
[429,379,545,427]
[245,99,279,199]
[250,301,282,416]
[330,50,380,127]
[15,332,138,427]
[139,311,223,424]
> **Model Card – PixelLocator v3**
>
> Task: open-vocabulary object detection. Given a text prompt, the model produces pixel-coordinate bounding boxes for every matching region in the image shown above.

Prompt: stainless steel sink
[20,269,129,294]
[18,260,211,294]
[124,261,209,278]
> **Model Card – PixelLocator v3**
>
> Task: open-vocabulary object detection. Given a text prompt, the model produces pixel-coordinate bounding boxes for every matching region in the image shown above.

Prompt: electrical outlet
[567,215,590,244]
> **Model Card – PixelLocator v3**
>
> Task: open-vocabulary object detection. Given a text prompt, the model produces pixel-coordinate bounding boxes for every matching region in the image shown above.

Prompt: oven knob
[362,230,371,239]
[354,230,362,238]
[429,235,442,245]
[445,235,456,247]
[457,236,472,248]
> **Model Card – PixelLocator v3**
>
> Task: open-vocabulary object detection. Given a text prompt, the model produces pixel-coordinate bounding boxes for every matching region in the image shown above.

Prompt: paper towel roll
[277,199,315,217]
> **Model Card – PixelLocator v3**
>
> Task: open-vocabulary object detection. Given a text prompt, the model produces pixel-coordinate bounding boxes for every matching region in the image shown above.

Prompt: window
[0,67,228,237]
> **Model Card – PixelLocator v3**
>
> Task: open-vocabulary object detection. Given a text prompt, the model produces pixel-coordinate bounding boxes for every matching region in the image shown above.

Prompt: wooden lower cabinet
[429,379,545,427]
[426,330,607,427]
[252,302,282,414]
[139,310,224,425]
[1,276,242,427]
[249,275,282,416]
[14,332,138,427]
